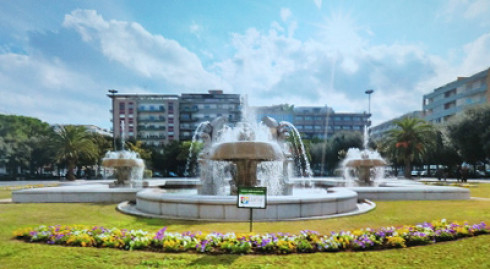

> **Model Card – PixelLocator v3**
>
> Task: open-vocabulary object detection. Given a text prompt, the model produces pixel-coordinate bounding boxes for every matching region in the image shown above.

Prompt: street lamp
[365,89,374,115]
[108,89,118,150]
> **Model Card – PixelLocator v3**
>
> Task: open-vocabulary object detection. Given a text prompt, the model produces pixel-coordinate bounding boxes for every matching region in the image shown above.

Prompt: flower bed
[13,220,488,254]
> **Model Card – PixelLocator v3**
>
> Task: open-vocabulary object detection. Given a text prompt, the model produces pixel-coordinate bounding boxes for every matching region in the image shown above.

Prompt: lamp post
[365,89,374,115]
[364,89,374,133]
[108,89,118,150]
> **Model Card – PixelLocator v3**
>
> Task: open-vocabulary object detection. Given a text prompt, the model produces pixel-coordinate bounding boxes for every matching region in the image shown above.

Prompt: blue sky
[1,0,490,129]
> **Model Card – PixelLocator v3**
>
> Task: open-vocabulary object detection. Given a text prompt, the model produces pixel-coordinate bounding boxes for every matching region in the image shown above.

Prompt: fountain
[342,148,386,186]
[339,126,386,186]
[102,150,145,187]
[131,115,363,220]
[11,110,470,211]
[102,121,145,187]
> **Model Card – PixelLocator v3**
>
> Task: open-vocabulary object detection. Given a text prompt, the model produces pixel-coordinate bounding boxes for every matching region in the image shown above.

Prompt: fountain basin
[209,141,283,161]
[102,158,145,167]
[350,185,470,200]
[344,159,386,167]
[132,187,359,221]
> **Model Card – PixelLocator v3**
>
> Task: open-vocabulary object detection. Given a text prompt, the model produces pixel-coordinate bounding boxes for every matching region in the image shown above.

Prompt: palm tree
[382,118,434,179]
[51,125,98,180]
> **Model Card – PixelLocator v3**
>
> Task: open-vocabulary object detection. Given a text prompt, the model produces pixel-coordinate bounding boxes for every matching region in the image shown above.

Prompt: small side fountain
[342,148,386,186]
[342,126,386,186]
[102,151,145,187]
[102,122,145,187]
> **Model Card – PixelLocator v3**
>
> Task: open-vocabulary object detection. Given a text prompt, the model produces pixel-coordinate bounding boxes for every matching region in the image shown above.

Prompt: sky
[1,0,490,129]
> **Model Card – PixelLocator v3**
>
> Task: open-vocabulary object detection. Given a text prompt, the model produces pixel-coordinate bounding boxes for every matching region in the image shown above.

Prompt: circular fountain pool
[124,186,364,221]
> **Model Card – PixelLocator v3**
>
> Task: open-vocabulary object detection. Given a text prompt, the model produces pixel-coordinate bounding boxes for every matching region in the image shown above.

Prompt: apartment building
[254,105,369,140]
[179,90,241,140]
[109,94,180,146]
[423,68,490,124]
[369,111,423,141]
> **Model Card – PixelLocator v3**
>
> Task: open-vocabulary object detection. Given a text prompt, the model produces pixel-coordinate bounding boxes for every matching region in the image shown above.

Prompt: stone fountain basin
[133,187,360,221]
[344,159,386,167]
[102,158,145,167]
[208,141,284,161]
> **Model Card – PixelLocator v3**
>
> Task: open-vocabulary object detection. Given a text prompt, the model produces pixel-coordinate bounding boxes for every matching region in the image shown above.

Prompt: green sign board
[237,187,267,209]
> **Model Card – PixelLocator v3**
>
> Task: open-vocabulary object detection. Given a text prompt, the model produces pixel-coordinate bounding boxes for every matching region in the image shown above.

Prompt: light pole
[365,89,374,126]
[365,89,374,115]
[108,89,118,150]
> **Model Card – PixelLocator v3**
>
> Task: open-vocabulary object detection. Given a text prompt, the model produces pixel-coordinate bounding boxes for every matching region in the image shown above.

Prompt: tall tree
[382,118,434,178]
[447,105,490,165]
[51,125,97,180]
[0,115,54,177]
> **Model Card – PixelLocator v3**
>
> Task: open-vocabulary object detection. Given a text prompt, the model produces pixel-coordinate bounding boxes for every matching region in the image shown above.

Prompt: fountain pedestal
[207,141,287,195]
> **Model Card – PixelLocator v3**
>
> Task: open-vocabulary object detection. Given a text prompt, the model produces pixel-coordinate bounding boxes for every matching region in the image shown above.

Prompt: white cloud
[439,0,490,25]
[0,53,109,126]
[63,9,224,90]
[280,8,292,22]
[189,21,203,38]
[313,0,322,9]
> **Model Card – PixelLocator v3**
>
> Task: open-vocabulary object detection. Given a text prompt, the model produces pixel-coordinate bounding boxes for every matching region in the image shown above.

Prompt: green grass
[0,184,490,268]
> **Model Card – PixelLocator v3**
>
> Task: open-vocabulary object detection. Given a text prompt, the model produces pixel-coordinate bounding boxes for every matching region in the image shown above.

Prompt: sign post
[237,187,267,232]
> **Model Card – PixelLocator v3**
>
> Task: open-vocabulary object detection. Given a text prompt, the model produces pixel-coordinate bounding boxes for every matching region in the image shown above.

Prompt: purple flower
[153,227,167,241]
[199,240,208,252]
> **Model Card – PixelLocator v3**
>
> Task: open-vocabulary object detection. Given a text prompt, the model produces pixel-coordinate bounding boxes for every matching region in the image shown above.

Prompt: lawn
[0,183,489,268]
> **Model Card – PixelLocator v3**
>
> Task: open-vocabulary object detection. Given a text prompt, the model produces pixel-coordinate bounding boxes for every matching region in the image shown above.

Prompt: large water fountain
[132,115,363,220]
[12,111,470,214]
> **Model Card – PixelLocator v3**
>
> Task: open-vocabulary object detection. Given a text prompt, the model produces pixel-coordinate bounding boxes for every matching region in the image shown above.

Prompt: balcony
[138,107,165,112]
[138,118,166,123]
[137,125,166,131]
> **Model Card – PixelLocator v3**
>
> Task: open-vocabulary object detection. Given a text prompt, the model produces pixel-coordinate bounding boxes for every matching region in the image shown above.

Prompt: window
[169,126,174,132]
[168,118,174,124]
[119,102,125,112]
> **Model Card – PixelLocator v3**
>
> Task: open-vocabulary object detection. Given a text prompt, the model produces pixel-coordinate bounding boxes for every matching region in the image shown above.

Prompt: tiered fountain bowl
[102,150,145,187]
[342,148,387,186]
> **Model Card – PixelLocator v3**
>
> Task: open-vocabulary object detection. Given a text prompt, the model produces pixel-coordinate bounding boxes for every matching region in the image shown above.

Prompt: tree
[0,115,54,178]
[447,105,490,165]
[382,118,434,178]
[423,128,461,171]
[309,131,363,176]
[51,125,98,180]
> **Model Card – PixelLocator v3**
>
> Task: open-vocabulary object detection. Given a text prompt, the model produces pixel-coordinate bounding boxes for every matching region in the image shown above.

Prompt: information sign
[237,187,267,209]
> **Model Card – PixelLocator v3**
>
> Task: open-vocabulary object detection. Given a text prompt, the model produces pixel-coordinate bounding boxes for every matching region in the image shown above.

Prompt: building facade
[179,90,241,140]
[370,110,423,141]
[253,105,370,140]
[423,68,490,124]
[109,94,180,146]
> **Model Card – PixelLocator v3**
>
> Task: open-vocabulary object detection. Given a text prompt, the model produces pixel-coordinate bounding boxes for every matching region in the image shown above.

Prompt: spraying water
[280,121,313,178]
[184,121,209,177]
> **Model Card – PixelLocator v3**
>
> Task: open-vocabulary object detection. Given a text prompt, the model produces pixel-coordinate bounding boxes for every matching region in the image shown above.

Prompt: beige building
[109,94,180,146]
